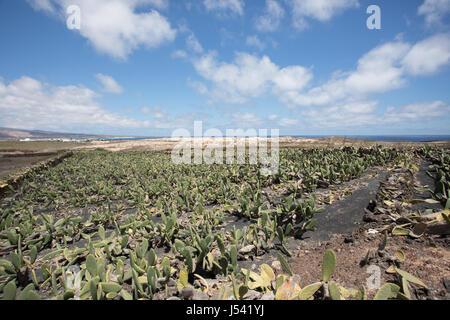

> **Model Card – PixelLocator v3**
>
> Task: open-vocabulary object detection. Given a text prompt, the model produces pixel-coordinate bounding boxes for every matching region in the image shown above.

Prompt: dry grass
[0,140,87,153]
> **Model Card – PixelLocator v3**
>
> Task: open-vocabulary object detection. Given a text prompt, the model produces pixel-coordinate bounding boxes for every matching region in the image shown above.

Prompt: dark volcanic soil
[301,169,389,242]
[287,161,450,300]
[234,161,449,300]
[0,154,55,178]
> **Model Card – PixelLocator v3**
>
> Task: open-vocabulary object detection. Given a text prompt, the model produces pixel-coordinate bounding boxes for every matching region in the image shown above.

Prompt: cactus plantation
[0,145,449,300]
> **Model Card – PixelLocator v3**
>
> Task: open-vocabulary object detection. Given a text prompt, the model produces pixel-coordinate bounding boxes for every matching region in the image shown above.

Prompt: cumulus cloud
[171,50,188,59]
[418,0,450,27]
[231,112,265,127]
[0,76,146,130]
[402,33,450,75]
[280,34,450,108]
[384,101,450,122]
[186,33,204,54]
[255,0,285,32]
[140,106,168,119]
[203,0,244,16]
[27,0,176,59]
[191,37,439,109]
[0,76,203,132]
[192,51,312,104]
[278,118,300,127]
[298,100,450,128]
[187,33,450,130]
[94,73,124,94]
[289,0,359,30]
[246,35,266,51]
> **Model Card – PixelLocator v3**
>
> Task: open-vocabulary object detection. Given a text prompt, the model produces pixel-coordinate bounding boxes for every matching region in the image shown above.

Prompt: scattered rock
[344,237,354,244]
[244,290,262,300]
[443,279,450,293]
[239,245,256,255]
[181,287,194,300]
[291,274,302,285]
[271,260,282,272]
[193,290,210,301]
[167,279,177,288]
[367,200,377,212]
[363,213,380,223]
[260,292,275,300]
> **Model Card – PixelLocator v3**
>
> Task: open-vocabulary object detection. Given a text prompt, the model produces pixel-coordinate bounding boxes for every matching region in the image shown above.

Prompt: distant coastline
[288,135,450,143]
[2,126,449,143]
[97,135,450,143]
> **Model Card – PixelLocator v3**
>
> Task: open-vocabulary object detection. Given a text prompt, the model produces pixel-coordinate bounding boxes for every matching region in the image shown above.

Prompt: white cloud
[203,0,244,16]
[384,101,450,122]
[27,0,56,13]
[278,118,299,127]
[255,0,285,32]
[171,50,188,59]
[280,34,450,108]
[0,76,202,132]
[186,33,204,53]
[140,106,168,119]
[275,41,410,107]
[418,0,450,26]
[187,33,450,130]
[231,112,264,127]
[0,76,146,130]
[246,35,266,51]
[94,73,124,94]
[185,32,450,132]
[289,0,359,30]
[27,0,176,59]
[192,51,312,103]
[188,79,210,95]
[402,33,450,75]
[295,100,450,129]
[145,0,170,10]
[344,41,411,94]
[272,66,313,92]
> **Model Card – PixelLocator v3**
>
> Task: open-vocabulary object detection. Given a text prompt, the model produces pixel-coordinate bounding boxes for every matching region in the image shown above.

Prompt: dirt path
[301,170,389,242]
[287,162,450,300]
[232,161,449,300]
[0,154,56,179]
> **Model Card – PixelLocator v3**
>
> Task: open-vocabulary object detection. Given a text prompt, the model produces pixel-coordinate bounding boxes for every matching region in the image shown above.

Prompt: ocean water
[289,135,450,142]
[100,137,163,141]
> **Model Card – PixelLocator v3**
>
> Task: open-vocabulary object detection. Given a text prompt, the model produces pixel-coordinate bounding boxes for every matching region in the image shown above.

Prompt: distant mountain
[0,127,109,141]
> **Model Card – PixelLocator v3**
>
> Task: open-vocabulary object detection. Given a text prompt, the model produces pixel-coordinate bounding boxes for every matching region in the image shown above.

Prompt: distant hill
[0,127,108,141]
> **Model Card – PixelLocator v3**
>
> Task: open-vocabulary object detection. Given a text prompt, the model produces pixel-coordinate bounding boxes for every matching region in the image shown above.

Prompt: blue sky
[0,0,449,136]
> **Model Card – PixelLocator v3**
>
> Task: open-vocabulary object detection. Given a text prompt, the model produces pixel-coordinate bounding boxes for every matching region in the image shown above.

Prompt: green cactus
[277,253,293,276]
[85,254,97,277]
[147,248,157,267]
[147,266,157,295]
[373,283,400,300]
[17,284,40,300]
[99,282,121,293]
[322,249,336,282]
[2,280,17,300]
[298,282,322,300]
[328,281,341,300]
